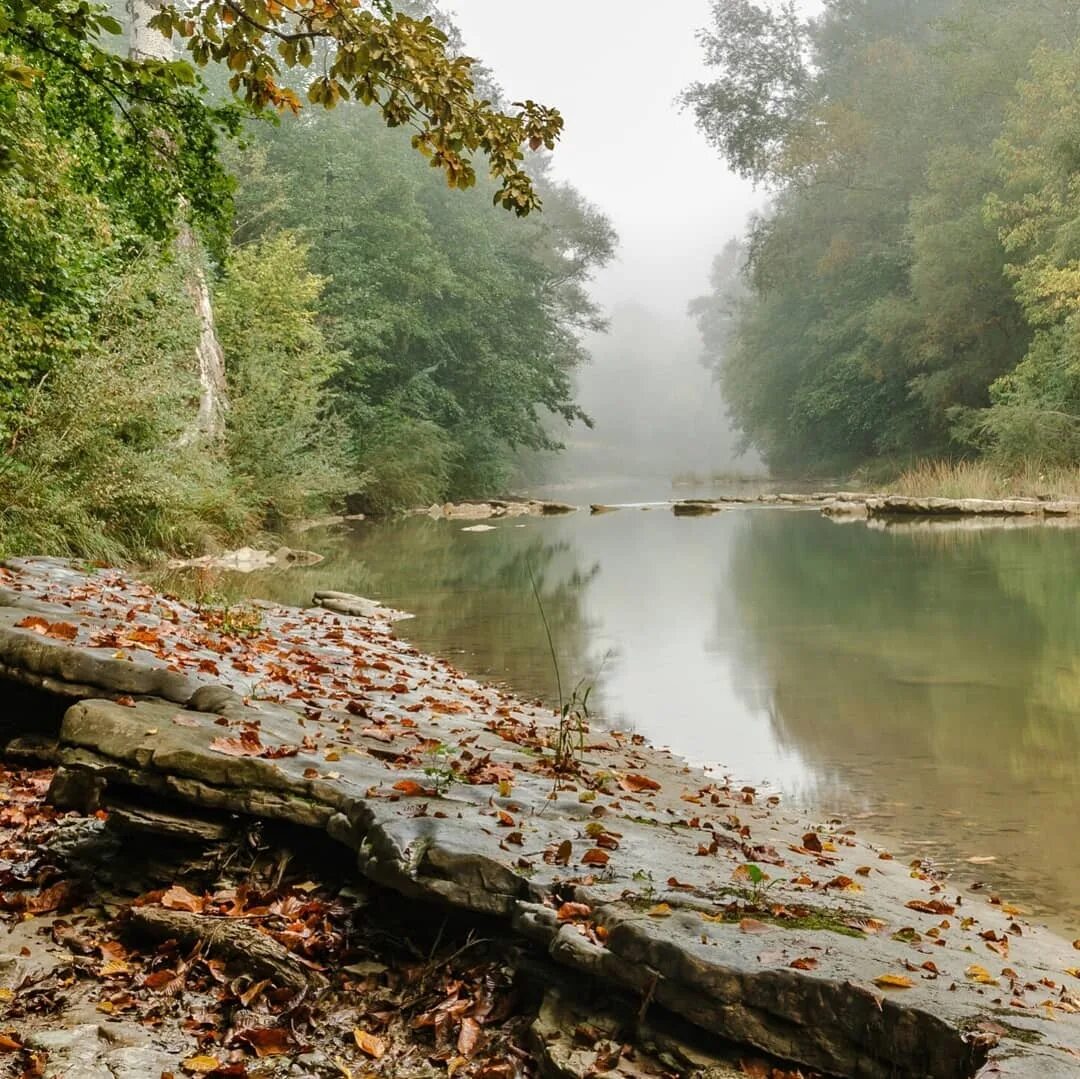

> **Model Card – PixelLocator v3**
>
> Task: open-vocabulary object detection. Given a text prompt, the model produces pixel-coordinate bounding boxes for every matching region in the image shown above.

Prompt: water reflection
[160,508,1080,932]
[728,513,1080,930]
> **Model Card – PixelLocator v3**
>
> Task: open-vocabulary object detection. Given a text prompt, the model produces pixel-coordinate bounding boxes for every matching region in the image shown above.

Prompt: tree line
[0,0,613,559]
[689,0,1080,475]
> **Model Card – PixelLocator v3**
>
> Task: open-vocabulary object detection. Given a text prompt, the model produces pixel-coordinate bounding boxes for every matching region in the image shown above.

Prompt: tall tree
[128,0,228,442]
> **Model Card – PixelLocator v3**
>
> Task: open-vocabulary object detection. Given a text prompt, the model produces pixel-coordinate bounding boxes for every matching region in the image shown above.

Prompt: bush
[0,252,250,561]
[216,232,352,527]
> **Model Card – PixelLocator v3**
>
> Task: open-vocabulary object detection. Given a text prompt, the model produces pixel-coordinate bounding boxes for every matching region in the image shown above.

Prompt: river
[160,495,1080,935]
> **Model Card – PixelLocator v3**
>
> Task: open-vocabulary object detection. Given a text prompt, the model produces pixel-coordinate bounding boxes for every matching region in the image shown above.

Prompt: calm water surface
[167,504,1080,933]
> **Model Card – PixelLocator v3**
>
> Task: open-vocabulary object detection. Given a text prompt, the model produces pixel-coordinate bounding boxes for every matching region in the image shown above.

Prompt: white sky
[448,0,766,318]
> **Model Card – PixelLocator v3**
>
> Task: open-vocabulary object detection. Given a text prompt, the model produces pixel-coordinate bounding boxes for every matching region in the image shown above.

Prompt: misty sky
[449,0,766,318]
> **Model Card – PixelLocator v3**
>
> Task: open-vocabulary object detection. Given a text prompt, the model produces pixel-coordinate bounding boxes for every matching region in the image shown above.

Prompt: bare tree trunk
[129,0,229,444]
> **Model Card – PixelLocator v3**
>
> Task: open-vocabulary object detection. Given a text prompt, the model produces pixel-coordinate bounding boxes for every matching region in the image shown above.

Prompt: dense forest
[689,0,1080,476]
[0,0,613,559]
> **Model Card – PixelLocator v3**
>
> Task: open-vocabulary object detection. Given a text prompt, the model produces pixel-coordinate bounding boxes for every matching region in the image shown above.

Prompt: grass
[888,460,1080,501]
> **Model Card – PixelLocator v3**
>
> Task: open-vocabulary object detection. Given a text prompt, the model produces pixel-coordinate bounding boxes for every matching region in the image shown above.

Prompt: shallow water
[162,502,1080,933]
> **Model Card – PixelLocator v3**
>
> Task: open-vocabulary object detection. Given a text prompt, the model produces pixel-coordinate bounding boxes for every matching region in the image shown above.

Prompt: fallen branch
[125,906,327,993]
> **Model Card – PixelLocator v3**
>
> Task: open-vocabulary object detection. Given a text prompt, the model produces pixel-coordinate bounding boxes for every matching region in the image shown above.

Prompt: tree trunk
[128,0,229,444]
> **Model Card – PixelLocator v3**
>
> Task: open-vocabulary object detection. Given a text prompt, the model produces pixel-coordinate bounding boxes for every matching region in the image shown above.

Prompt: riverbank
[2,558,1080,1076]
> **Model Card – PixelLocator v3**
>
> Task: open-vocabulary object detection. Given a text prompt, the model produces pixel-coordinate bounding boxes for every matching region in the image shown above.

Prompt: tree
[3,0,562,222]
[687,0,1080,473]
[231,102,615,505]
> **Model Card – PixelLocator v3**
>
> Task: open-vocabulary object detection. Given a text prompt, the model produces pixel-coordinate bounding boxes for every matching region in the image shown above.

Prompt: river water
[163,497,1080,934]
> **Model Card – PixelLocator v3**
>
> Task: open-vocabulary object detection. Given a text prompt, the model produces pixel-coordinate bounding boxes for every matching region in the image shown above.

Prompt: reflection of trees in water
[724,513,1080,925]
[158,519,603,711]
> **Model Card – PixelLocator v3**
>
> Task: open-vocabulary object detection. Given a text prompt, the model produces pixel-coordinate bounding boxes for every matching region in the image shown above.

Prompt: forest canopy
[689,0,1080,474]
[0,0,613,558]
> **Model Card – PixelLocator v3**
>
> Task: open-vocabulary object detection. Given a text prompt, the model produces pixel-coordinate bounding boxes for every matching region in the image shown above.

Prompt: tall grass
[890,460,1080,500]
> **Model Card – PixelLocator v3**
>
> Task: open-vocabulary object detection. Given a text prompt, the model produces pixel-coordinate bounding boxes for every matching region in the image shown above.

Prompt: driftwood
[125,906,326,992]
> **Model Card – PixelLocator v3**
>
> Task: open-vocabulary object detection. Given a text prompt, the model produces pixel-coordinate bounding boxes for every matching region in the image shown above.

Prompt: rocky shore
[2,558,1080,1077]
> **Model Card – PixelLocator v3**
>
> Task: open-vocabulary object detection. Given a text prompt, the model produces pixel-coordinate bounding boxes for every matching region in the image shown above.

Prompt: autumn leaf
[906,899,955,916]
[619,773,661,793]
[790,956,819,970]
[648,903,673,918]
[801,832,823,853]
[15,616,78,640]
[739,918,771,933]
[161,885,205,913]
[0,1034,23,1052]
[873,974,914,989]
[458,1016,482,1058]
[556,902,591,922]
[966,964,999,985]
[392,780,428,796]
[181,1057,222,1075]
[581,848,609,867]
[354,1029,387,1059]
[209,730,263,757]
[233,1026,294,1057]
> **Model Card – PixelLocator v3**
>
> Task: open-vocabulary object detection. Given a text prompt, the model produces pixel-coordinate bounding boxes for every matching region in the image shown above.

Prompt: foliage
[150,0,562,214]
[688,0,1080,473]
[0,253,248,561]
[0,0,606,559]
[232,103,615,508]
[214,231,351,525]
[0,0,241,246]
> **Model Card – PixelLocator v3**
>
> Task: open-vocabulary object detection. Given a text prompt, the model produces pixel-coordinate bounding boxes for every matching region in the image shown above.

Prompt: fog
[450,0,770,483]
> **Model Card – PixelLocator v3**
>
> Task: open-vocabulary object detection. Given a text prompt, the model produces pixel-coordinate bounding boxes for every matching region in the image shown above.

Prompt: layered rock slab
[2,558,1080,1077]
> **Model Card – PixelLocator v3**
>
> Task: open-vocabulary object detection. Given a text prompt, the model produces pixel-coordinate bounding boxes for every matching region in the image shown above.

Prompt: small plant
[733,862,777,908]
[527,562,593,780]
[217,603,264,637]
[422,742,458,796]
[554,679,591,774]
[632,868,656,903]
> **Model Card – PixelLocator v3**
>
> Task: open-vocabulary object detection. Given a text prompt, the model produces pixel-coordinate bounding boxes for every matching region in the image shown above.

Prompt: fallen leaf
[873,974,914,989]
[458,1016,481,1058]
[739,918,771,934]
[556,902,591,922]
[648,903,673,918]
[353,1029,387,1059]
[906,899,955,916]
[581,848,609,867]
[161,885,205,914]
[966,964,999,986]
[619,773,661,793]
[181,1058,221,1075]
[790,957,819,971]
[209,730,262,757]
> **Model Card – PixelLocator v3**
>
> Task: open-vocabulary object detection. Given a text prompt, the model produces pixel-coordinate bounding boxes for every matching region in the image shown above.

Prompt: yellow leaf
[0,989,12,1002]
[1065,968,1080,979]
[181,1057,222,1075]
[873,974,914,989]
[965,964,998,985]
[647,903,672,918]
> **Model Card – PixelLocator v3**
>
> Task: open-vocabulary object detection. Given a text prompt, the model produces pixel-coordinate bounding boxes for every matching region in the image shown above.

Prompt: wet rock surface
[2,557,1079,1077]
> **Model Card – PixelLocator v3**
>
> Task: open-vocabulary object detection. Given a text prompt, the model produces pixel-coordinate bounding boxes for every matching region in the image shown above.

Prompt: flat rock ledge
[2,559,1080,1078]
[416,499,578,520]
